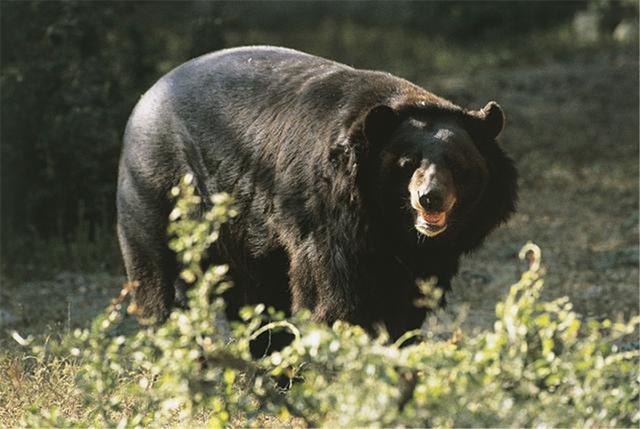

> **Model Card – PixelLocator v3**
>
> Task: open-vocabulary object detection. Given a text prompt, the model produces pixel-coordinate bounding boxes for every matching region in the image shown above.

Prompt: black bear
[117,46,517,339]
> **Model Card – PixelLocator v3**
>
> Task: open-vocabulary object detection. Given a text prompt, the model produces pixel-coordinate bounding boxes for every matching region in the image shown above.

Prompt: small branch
[392,329,423,348]
[249,321,301,343]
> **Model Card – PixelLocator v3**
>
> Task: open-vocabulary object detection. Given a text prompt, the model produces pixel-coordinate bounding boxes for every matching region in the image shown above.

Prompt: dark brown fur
[117,46,517,339]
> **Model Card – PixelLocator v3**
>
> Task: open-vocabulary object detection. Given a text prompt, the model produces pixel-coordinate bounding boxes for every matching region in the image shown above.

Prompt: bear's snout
[409,163,458,237]
[409,164,456,214]
[418,189,445,213]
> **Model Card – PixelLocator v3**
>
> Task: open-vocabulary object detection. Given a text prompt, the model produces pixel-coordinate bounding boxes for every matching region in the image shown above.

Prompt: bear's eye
[397,156,417,169]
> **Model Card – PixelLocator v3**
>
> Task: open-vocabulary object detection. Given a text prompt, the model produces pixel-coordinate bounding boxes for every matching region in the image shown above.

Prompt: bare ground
[434,48,639,329]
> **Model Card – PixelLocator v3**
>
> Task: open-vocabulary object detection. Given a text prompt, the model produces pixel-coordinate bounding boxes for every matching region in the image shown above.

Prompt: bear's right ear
[340,104,399,168]
[361,104,401,146]
[464,101,505,142]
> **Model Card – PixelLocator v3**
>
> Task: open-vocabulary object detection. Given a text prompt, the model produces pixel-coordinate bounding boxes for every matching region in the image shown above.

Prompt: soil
[432,49,639,330]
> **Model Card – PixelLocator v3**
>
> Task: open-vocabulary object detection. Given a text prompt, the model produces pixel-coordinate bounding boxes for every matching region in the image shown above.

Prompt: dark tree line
[1,1,225,243]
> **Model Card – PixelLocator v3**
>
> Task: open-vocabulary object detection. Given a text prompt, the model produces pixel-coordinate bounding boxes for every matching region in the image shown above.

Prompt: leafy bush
[15,177,639,428]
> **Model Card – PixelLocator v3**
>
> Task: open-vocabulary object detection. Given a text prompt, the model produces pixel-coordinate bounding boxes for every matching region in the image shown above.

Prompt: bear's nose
[419,190,444,212]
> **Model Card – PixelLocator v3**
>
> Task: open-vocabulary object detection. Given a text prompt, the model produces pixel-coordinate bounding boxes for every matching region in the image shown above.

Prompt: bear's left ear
[465,101,505,142]
[360,104,401,146]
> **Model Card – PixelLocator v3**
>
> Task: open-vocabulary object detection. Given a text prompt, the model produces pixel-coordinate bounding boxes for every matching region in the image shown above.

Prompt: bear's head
[352,101,516,252]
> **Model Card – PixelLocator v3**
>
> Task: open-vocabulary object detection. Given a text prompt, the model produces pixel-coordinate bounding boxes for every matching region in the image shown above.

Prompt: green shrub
[15,176,639,428]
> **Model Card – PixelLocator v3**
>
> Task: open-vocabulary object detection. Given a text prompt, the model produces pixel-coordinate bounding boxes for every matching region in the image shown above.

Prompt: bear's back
[131,46,442,133]
[120,46,457,202]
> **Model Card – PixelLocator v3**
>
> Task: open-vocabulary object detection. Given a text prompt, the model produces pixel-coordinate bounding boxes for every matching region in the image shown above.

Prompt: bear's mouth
[415,210,448,237]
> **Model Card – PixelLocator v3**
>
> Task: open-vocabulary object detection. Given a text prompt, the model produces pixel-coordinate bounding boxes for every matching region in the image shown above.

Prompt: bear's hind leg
[117,178,178,324]
[117,217,178,324]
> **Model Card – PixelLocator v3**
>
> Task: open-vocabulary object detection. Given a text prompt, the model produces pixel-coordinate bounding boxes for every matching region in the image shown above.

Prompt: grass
[1,220,122,281]
[0,353,85,425]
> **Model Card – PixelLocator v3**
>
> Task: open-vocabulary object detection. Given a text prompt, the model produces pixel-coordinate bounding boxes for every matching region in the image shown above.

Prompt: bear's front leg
[287,243,362,326]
